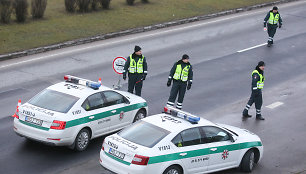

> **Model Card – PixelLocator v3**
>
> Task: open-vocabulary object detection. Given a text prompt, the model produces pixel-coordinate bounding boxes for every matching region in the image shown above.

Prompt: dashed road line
[237,43,267,53]
[266,101,284,109]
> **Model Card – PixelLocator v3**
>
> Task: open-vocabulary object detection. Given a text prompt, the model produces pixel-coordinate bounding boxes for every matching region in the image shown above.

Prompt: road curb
[0,0,298,61]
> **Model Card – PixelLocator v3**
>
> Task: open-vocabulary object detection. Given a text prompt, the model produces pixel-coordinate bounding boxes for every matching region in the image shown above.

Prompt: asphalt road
[1,1,306,174]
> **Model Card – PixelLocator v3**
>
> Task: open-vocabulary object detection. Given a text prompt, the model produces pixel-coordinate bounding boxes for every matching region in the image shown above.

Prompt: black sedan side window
[103,91,126,107]
[200,126,230,143]
[81,92,104,111]
[172,128,202,147]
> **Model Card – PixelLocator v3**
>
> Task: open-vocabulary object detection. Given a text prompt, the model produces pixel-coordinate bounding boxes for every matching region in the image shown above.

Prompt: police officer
[242,61,265,120]
[167,54,193,109]
[123,46,148,96]
[264,6,283,47]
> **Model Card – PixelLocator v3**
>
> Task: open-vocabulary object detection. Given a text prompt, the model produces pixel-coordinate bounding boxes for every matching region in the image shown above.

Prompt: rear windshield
[28,89,79,113]
[118,121,170,148]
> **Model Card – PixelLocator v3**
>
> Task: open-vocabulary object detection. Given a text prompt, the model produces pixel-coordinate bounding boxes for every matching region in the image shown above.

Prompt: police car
[99,107,263,174]
[13,75,148,151]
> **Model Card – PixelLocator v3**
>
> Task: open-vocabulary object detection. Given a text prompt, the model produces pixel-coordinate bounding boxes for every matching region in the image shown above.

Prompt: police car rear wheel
[133,109,146,123]
[75,129,90,151]
[240,149,255,172]
[163,165,182,174]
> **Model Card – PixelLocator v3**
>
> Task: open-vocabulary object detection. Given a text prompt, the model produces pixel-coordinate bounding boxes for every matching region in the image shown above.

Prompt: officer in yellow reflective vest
[167,54,193,109]
[264,6,283,47]
[123,46,148,96]
[243,61,265,120]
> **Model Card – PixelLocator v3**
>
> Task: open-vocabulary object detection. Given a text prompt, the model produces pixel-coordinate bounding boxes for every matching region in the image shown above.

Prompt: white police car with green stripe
[99,106,263,174]
[13,75,148,151]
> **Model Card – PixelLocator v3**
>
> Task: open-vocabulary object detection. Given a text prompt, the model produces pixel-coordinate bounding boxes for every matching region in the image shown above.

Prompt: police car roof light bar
[64,75,101,90]
[164,106,200,124]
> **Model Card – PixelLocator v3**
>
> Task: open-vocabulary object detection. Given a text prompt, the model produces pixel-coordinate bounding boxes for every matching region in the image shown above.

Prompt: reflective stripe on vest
[268,12,279,24]
[173,64,190,82]
[252,70,265,89]
[129,55,144,73]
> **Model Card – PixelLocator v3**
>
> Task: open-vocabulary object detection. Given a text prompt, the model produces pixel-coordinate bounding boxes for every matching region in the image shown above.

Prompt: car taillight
[50,120,66,130]
[102,140,105,151]
[131,154,149,165]
[164,106,169,113]
[15,111,19,119]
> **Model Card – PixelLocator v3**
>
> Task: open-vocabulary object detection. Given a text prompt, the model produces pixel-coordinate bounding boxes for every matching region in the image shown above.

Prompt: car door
[171,128,209,174]
[81,92,110,137]
[200,126,240,172]
[102,91,130,131]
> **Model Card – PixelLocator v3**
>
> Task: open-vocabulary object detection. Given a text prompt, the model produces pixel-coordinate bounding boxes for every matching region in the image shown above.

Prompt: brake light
[47,138,61,141]
[15,111,20,119]
[164,106,169,113]
[131,154,149,165]
[102,140,105,151]
[50,120,66,130]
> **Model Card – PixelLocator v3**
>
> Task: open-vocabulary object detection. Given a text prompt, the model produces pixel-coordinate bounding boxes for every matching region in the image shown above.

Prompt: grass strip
[0,0,279,55]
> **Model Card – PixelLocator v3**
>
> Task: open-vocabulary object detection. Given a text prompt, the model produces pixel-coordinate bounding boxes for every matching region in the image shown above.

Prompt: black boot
[256,115,265,120]
[242,110,252,117]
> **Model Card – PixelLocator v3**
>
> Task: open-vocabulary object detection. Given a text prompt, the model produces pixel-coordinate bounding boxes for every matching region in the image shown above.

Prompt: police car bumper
[100,150,161,174]
[14,118,74,146]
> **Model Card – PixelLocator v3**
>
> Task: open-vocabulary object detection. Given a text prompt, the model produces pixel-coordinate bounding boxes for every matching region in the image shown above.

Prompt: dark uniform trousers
[243,91,263,116]
[267,24,278,44]
[128,73,143,96]
[168,80,187,108]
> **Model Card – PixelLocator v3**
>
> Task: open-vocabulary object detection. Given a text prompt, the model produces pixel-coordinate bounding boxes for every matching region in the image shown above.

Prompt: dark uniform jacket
[123,53,148,76]
[169,60,193,83]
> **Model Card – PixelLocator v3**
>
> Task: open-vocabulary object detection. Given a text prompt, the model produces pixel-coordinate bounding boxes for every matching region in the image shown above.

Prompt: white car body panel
[14,81,148,147]
[100,112,263,174]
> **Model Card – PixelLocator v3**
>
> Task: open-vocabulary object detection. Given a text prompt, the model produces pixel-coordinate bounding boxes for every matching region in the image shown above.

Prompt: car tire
[133,109,146,123]
[163,165,183,174]
[74,129,90,151]
[240,149,255,172]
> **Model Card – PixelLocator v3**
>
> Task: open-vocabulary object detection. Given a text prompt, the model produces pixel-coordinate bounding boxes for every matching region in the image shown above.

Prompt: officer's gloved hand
[279,24,282,28]
[142,73,147,81]
[187,82,192,90]
[167,79,172,87]
[263,22,266,28]
[123,74,126,80]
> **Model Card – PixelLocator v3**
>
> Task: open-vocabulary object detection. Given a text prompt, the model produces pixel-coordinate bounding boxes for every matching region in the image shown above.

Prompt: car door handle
[89,116,95,119]
[111,110,116,113]
[210,148,217,151]
[179,153,187,156]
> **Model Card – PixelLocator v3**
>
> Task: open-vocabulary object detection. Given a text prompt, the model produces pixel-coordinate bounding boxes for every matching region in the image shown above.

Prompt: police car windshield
[28,89,79,113]
[118,121,170,148]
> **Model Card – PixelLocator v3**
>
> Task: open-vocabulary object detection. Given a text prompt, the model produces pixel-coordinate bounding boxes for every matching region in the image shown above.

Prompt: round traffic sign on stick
[113,57,127,74]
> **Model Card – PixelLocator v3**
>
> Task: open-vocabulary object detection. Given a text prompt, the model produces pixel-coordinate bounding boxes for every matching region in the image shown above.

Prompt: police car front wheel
[163,165,183,174]
[74,129,90,151]
[133,109,146,123]
[240,149,255,172]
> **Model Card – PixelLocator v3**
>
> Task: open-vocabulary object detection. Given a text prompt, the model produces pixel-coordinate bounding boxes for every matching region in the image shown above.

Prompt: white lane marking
[0,9,270,69]
[237,43,267,53]
[266,102,284,109]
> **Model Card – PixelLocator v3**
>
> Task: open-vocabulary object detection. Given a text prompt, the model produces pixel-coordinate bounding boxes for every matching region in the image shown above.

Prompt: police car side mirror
[123,97,130,104]
[229,134,237,142]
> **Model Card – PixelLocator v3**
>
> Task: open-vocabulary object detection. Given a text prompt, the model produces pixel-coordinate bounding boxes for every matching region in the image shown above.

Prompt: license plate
[25,116,43,126]
[109,148,125,160]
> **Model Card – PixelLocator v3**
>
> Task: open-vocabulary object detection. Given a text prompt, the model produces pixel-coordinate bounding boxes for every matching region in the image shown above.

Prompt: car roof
[47,81,113,99]
[142,113,217,133]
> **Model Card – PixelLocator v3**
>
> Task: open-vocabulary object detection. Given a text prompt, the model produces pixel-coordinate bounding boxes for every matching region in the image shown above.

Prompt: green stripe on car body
[148,141,262,164]
[66,102,147,128]
[105,151,131,166]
